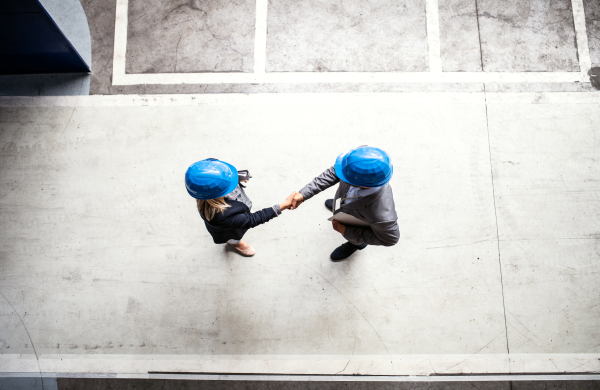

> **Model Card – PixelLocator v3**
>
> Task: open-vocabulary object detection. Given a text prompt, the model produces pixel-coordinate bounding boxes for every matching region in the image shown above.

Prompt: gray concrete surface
[77,0,596,94]
[266,0,428,72]
[79,0,116,95]
[0,377,56,390]
[438,0,483,72]
[0,94,505,358]
[126,0,255,74]
[476,0,579,71]
[0,92,599,375]
[584,0,600,67]
[487,94,600,353]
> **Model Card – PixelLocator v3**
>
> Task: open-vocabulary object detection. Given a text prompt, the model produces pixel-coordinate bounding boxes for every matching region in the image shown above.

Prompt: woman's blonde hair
[196,197,231,221]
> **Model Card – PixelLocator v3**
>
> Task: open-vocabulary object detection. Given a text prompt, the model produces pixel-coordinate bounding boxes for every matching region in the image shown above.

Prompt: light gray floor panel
[266,0,428,72]
[487,93,600,353]
[125,0,255,74]
[476,0,580,71]
[1,90,599,374]
[438,0,483,71]
[584,0,600,67]
[0,94,506,359]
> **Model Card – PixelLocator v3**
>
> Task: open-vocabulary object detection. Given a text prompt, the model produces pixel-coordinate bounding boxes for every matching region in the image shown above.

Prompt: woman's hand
[280,192,298,211]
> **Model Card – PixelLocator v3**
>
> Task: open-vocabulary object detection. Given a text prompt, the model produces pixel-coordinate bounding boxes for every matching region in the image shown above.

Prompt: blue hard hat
[335,146,393,187]
[185,159,239,199]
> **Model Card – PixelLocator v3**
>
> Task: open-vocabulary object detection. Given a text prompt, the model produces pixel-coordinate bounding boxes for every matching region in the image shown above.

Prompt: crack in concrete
[482,84,511,357]
[0,290,44,390]
[304,265,395,374]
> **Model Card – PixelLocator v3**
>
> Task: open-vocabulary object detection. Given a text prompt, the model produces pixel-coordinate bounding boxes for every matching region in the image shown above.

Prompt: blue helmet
[335,146,393,187]
[185,159,239,199]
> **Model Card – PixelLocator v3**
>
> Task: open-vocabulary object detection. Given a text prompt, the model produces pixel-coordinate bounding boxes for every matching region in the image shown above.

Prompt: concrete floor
[1,0,600,382]
[73,0,600,94]
[0,92,599,376]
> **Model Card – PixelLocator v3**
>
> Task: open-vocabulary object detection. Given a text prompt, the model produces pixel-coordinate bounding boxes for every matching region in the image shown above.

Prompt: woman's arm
[222,192,296,230]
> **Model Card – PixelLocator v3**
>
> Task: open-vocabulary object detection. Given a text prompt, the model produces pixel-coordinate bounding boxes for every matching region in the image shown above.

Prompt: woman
[185,158,296,256]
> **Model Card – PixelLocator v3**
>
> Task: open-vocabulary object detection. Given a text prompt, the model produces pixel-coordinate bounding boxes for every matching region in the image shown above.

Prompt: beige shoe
[227,243,256,257]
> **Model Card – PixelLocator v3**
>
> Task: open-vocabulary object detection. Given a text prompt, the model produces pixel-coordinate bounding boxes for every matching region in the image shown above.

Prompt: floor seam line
[474,0,484,72]
[483,85,510,358]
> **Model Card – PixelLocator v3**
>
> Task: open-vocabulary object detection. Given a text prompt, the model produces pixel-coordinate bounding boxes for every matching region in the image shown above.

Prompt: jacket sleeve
[343,220,400,246]
[221,206,278,230]
[299,165,340,201]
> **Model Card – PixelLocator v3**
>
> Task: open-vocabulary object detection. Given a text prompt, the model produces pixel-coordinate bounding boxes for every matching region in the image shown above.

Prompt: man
[292,146,400,261]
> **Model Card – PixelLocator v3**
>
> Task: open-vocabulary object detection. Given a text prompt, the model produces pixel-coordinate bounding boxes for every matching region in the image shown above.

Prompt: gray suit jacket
[299,166,400,246]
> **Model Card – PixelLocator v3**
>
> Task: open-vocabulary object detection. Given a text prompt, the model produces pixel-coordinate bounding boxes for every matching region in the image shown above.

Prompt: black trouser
[348,242,367,249]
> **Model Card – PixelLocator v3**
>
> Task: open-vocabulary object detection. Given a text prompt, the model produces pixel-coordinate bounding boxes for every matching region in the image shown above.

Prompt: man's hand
[332,220,346,235]
[280,191,299,211]
[290,192,304,210]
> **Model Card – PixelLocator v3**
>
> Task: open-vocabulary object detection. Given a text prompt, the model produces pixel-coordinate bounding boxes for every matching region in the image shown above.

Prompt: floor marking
[110,0,590,85]
[0,92,484,109]
[3,91,600,108]
[2,353,600,375]
[253,0,268,76]
[425,0,442,73]
[571,0,592,78]
[2,373,600,382]
[112,0,128,85]
[112,71,586,85]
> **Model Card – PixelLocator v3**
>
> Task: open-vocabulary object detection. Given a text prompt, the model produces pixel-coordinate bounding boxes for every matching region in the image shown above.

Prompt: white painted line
[112,0,129,85]
[123,374,600,382]
[2,354,600,375]
[2,373,600,382]
[253,0,269,77]
[425,0,442,73]
[571,0,592,78]
[3,91,600,108]
[111,71,586,85]
[0,92,485,109]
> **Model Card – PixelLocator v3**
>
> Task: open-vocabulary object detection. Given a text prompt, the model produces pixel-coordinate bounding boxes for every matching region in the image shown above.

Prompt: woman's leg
[226,239,255,256]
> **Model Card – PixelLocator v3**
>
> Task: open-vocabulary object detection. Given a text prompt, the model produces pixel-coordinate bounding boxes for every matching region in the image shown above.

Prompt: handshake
[280,192,305,211]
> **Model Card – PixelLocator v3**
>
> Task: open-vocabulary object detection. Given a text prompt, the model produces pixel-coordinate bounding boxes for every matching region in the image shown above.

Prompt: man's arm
[298,165,339,201]
[343,220,400,246]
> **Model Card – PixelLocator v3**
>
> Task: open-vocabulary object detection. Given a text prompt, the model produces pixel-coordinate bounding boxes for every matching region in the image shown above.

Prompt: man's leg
[330,241,367,262]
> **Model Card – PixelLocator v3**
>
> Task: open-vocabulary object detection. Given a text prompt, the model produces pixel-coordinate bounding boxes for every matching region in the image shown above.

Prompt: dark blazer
[201,200,277,244]
[299,166,400,247]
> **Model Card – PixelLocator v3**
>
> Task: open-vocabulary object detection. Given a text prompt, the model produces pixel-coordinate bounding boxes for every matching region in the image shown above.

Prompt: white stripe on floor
[2,373,600,382]
[111,71,587,85]
[3,91,600,108]
[571,0,592,78]
[112,0,129,85]
[425,0,442,73]
[253,0,269,76]
[1,353,599,375]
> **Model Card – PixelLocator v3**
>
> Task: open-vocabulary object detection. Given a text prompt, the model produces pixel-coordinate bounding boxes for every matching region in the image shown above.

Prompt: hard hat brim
[334,151,393,187]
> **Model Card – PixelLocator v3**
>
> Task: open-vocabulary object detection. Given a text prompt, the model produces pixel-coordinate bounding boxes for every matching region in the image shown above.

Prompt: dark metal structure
[0,0,90,74]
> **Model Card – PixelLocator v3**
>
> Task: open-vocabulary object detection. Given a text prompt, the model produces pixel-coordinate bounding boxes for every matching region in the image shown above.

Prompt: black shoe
[325,199,334,211]
[330,242,367,262]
